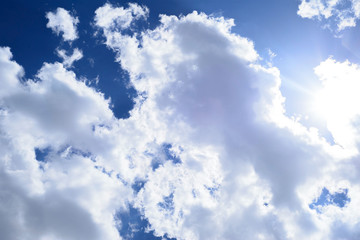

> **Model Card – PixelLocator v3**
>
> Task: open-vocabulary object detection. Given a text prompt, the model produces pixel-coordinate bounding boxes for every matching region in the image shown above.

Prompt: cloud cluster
[93,3,360,239]
[46,8,79,41]
[2,2,360,240]
[297,0,360,31]
[0,46,130,240]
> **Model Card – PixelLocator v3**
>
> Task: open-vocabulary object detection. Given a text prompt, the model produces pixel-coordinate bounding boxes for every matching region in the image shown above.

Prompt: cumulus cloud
[0,47,130,240]
[93,3,360,239]
[2,2,360,240]
[297,0,360,31]
[46,8,79,41]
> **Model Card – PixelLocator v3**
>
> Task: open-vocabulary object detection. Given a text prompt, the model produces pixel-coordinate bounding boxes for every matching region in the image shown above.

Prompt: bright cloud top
[298,0,360,31]
[2,2,360,240]
[94,3,149,31]
[46,8,79,41]
[314,58,360,156]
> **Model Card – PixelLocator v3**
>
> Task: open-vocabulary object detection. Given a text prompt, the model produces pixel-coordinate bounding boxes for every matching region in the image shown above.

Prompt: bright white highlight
[314,58,360,156]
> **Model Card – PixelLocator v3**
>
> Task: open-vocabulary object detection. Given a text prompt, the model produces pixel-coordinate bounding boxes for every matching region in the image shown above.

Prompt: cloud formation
[0,46,128,240]
[1,2,360,240]
[297,0,360,31]
[46,8,79,41]
[93,3,360,239]
[56,48,83,68]
[94,3,148,31]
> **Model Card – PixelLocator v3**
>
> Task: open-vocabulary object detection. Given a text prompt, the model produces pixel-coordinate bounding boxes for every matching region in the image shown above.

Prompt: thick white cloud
[94,3,360,239]
[0,47,23,99]
[2,2,360,240]
[297,0,360,31]
[46,8,79,41]
[313,58,360,156]
[0,47,132,240]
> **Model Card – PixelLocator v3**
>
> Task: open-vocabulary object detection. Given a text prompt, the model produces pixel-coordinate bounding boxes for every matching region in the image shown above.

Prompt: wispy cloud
[56,48,83,68]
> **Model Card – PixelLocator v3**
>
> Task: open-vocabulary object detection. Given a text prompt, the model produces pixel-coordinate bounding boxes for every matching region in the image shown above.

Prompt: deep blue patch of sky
[34,147,51,162]
[309,187,351,213]
[157,192,175,215]
[132,179,146,193]
[116,205,176,240]
[162,143,182,164]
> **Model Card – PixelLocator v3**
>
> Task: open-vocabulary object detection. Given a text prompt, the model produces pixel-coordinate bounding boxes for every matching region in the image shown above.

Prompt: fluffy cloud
[297,0,360,31]
[297,0,339,19]
[94,3,360,239]
[313,58,360,156]
[0,47,130,240]
[46,8,79,41]
[94,3,148,31]
[2,2,360,240]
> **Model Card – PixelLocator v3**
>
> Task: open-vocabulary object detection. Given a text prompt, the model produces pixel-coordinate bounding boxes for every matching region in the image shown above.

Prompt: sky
[1,0,360,239]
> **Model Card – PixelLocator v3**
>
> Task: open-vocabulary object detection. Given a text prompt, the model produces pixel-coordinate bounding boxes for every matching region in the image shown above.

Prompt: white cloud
[353,0,360,17]
[56,48,83,68]
[95,4,360,239]
[2,2,360,240]
[297,0,360,31]
[0,47,23,99]
[298,0,339,19]
[313,58,360,156]
[94,3,148,31]
[0,47,130,240]
[46,8,79,41]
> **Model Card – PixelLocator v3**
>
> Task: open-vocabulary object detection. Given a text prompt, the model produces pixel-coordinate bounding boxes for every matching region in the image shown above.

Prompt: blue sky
[1,0,360,239]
